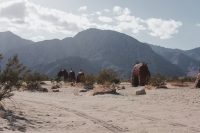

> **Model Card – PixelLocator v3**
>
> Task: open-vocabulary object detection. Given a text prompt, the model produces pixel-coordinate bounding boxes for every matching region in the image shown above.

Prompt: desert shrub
[0,55,27,101]
[97,69,120,84]
[84,74,96,85]
[23,72,49,92]
[170,76,196,83]
[83,74,96,90]
[148,74,166,87]
[23,72,49,82]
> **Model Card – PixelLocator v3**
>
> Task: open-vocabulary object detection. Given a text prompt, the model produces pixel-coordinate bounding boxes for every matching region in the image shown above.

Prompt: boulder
[136,88,146,95]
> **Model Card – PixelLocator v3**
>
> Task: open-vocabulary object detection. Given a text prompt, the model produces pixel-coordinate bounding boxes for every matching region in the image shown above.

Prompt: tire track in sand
[19,99,129,133]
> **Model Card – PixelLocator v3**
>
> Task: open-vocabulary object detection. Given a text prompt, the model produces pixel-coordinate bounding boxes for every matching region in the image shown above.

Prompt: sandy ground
[1,82,200,133]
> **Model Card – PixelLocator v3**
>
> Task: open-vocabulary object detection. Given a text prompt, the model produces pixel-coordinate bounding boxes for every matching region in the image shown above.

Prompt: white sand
[1,82,200,133]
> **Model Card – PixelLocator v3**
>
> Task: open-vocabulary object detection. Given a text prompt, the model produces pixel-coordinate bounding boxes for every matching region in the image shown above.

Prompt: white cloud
[104,9,110,13]
[0,1,182,41]
[146,18,182,39]
[113,6,122,15]
[0,0,91,40]
[197,23,200,27]
[98,16,113,23]
[95,11,101,15]
[123,8,131,15]
[78,6,87,12]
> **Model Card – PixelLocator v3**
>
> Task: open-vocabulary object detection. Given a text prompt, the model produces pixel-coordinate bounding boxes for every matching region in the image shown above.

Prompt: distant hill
[0,31,33,54]
[150,45,200,76]
[185,47,200,61]
[2,28,197,78]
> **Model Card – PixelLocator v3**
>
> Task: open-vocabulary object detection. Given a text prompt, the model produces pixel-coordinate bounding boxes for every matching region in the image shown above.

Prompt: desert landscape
[1,82,200,133]
[0,0,200,133]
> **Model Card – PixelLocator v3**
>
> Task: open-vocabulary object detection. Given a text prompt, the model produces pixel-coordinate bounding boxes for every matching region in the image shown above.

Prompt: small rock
[52,89,59,92]
[39,88,48,92]
[40,82,46,85]
[194,79,200,88]
[51,84,60,90]
[84,84,93,90]
[0,110,6,118]
[121,86,126,90]
[79,89,88,92]
[156,85,168,89]
[136,88,146,95]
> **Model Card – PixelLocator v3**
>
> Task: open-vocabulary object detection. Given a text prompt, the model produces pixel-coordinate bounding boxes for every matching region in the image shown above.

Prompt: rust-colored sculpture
[76,69,85,83]
[194,70,200,88]
[57,69,68,81]
[131,63,150,87]
[69,68,76,82]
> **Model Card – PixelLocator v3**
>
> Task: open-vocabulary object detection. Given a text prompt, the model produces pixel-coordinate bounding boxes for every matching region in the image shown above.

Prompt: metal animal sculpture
[131,63,150,87]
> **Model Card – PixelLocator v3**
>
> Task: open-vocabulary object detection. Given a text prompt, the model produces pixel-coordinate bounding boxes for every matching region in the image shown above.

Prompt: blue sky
[0,0,199,50]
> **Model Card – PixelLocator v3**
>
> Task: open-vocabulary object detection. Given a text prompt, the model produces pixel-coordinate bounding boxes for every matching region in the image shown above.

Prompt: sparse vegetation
[170,76,196,83]
[23,72,49,92]
[0,55,27,103]
[83,74,96,90]
[148,74,167,87]
[96,69,120,84]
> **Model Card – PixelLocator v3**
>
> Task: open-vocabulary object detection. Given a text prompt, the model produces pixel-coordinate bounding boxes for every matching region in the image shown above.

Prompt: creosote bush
[97,69,120,84]
[170,76,196,83]
[23,72,49,82]
[23,72,49,92]
[0,55,27,102]
[148,74,166,87]
[83,74,96,90]
[84,74,96,85]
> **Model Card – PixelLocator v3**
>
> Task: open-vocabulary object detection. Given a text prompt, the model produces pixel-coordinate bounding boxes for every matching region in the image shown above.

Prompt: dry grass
[170,82,190,87]
[92,83,117,96]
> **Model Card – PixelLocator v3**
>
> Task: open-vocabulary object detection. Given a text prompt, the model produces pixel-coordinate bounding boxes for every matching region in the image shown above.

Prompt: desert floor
[0,82,200,133]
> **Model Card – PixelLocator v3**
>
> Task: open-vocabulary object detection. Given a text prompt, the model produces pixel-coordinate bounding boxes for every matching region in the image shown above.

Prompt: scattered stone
[79,89,88,93]
[156,85,168,89]
[38,88,48,92]
[18,126,26,132]
[0,110,6,119]
[40,82,46,85]
[121,86,126,89]
[136,88,146,95]
[52,89,59,92]
[71,82,75,86]
[84,84,93,90]
[51,84,60,90]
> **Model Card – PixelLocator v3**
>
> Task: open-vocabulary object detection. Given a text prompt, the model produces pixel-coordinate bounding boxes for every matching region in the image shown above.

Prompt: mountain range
[0,28,199,78]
